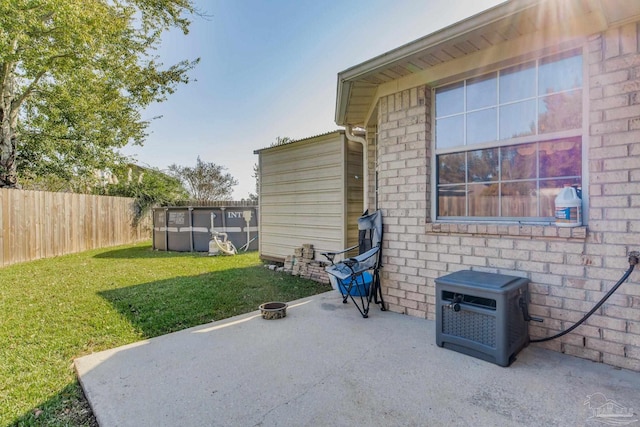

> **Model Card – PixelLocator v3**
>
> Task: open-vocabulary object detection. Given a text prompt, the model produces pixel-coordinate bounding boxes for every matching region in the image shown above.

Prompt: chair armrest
[321,244,359,264]
[343,258,358,267]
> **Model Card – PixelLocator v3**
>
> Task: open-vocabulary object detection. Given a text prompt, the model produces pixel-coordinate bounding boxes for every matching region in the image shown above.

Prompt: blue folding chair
[323,210,386,318]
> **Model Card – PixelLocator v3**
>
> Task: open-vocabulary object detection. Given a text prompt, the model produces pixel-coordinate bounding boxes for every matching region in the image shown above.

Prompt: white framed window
[434,49,584,222]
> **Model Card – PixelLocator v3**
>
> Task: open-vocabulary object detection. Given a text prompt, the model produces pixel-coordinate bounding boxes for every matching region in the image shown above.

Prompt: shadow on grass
[10,381,97,427]
[95,244,259,260]
[93,244,208,260]
[97,265,330,339]
[10,266,329,426]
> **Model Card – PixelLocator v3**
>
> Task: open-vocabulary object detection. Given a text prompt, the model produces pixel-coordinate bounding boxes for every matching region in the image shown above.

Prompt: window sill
[425,222,588,240]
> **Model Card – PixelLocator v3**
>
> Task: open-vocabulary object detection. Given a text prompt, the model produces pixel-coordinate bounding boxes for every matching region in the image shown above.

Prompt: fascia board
[334,0,541,126]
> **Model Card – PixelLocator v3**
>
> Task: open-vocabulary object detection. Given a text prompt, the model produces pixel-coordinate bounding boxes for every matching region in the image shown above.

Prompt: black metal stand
[339,269,386,318]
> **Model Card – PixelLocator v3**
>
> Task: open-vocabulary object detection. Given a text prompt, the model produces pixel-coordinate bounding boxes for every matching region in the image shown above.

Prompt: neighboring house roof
[335,0,640,127]
[253,130,345,154]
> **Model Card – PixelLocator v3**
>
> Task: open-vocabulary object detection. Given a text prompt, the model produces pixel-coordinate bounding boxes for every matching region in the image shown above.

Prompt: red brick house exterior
[335,0,640,370]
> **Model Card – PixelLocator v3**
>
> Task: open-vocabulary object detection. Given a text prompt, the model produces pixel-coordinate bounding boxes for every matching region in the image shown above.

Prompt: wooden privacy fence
[0,188,150,267]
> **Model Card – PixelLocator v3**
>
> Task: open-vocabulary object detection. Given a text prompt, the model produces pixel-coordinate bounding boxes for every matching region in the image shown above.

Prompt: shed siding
[259,133,361,261]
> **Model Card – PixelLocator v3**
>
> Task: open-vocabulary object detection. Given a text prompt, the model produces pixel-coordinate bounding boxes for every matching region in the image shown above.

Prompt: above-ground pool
[152,206,259,252]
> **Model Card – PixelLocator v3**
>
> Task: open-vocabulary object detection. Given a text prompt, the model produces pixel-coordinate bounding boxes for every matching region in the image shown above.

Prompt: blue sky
[121,0,504,199]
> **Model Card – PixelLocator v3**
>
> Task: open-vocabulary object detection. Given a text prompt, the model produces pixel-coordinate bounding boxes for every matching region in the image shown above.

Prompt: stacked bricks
[283,255,295,271]
[371,22,640,371]
[300,262,330,284]
[284,244,331,285]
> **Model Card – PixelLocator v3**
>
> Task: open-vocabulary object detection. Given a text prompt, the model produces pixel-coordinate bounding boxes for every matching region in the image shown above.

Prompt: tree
[271,136,293,147]
[247,163,259,203]
[94,164,189,218]
[0,0,200,188]
[168,157,238,202]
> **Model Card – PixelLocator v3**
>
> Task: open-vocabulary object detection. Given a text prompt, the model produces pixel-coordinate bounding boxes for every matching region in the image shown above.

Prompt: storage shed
[254,130,364,262]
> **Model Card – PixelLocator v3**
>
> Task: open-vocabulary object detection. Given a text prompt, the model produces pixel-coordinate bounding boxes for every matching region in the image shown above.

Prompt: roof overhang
[335,0,640,127]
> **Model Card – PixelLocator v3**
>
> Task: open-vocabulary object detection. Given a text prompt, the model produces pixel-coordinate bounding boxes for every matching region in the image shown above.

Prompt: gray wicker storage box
[435,270,530,367]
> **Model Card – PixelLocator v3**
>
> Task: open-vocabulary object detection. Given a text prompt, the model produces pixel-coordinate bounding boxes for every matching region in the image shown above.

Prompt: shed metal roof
[253,130,345,154]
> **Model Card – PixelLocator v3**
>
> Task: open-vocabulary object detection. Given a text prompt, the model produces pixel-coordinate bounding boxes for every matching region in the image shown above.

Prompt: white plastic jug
[555,186,582,227]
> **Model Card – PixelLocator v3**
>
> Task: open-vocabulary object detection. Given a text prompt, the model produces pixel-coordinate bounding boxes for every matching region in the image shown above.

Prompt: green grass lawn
[0,243,331,426]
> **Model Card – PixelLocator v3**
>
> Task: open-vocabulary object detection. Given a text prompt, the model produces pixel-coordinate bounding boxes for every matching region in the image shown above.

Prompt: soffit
[335,0,640,127]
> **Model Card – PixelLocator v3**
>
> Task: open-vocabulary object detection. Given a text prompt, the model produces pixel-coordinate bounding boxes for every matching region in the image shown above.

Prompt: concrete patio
[75,291,640,426]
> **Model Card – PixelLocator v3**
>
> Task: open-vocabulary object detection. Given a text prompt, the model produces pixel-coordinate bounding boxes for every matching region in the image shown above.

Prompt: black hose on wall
[530,252,639,343]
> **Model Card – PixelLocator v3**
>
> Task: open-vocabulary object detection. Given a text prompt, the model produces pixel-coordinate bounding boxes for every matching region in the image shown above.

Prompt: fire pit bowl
[259,302,288,320]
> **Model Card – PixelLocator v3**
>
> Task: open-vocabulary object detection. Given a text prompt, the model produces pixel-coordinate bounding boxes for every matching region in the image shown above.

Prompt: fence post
[164,208,169,252]
[188,207,194,252]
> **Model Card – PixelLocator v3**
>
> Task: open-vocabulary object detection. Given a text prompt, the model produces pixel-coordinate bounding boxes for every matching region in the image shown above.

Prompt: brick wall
[377,85,431,318]
[581,22,640,370]
[374,23,640,370]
